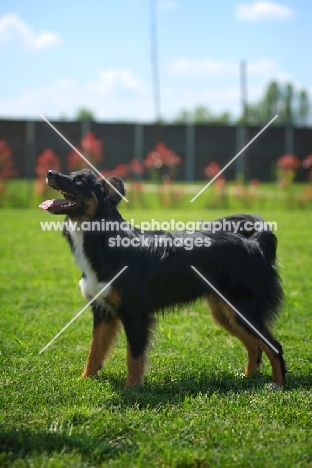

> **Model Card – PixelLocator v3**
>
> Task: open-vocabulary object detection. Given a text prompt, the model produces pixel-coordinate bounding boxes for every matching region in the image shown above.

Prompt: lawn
[0,207,311,467]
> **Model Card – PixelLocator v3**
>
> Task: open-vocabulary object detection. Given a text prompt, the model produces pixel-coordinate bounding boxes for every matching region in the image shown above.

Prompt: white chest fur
[70,229,111,304]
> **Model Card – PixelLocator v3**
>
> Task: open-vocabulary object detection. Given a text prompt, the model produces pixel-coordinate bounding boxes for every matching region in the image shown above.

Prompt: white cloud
[235,1,294,21]
[0,69,151,121]
[88,69,144,95]
[167,59,235,76]
[167,58,289,79]
[0,13,61,50]
[248,59,292,81]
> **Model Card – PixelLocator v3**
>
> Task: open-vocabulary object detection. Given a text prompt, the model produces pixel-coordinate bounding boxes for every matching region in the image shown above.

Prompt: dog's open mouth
[39,183,82,213]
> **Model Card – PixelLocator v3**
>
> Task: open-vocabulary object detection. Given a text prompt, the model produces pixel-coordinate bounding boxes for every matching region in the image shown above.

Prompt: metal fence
[0,119,311,181]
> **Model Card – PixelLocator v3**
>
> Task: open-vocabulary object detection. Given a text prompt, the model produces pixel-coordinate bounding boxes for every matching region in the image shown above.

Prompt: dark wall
[0,119,311,181]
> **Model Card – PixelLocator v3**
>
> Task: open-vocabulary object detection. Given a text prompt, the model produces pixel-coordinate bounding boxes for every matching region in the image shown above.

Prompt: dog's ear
[100,176,126,204]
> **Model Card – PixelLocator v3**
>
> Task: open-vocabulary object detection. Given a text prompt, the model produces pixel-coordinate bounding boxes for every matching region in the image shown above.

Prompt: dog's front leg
[122,310,154,387]
[125,341,146,387]
[81,309,120,378]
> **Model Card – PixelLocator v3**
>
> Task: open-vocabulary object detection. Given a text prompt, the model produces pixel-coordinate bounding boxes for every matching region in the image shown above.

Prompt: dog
[40,169,285,388]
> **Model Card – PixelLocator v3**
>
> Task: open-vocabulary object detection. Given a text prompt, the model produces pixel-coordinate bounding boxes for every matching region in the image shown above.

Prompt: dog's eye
[75,174,84,184]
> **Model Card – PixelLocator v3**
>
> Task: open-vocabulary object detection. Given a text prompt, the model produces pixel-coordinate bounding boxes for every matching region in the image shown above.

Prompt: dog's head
[39,169,125,218]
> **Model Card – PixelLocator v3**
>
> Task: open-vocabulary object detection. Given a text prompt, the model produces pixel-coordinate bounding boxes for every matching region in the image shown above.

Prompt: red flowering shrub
[34,149,61,195]
[277,154,300,171]
[0,139,17,179]
[277,154,300,187]
[203,161,225,185]
[101,159,144,181]
[35,149,61,176]
[144,142,181,180]
[202,161,227,207]
[68,132,103,171]
[102,164,128,178]
[129,158,144,176]
[250,178,260,187]
[204,161,221,178]
[302,154,312,181]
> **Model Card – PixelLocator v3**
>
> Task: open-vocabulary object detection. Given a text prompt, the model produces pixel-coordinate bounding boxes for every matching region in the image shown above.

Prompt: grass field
[0,207,311,467]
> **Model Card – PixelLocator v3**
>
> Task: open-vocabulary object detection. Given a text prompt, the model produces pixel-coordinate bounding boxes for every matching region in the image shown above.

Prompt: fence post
[134,123,144,179]
[235,125,245,181]
[81,120,91,138]
[25,120,36,207]
[185,121,195,181]
[25,120,36,178]
[284,125,294,154]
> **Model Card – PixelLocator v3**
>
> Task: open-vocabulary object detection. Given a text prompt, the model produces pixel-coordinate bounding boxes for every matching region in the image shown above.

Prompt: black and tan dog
[40,169,285,388]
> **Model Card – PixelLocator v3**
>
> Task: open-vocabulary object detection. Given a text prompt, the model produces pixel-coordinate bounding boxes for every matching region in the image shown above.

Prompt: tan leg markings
[253,331,285,387]
[125,341,146,387]
[207,297,261,375]
[81,316,121,378]
[222,303,262,375]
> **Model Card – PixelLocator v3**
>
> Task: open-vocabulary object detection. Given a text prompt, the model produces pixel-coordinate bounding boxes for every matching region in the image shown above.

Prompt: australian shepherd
[40,169,285,388]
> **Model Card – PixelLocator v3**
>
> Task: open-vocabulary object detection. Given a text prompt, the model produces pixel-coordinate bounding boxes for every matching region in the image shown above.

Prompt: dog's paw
[81,371,96,379]
[270,382,282,391]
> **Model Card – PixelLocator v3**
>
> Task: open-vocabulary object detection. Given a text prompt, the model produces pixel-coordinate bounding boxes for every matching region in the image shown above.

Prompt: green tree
[174,105,231,124]
[240,80,310,126]
[263,80,280,120]
[75,107,96,121]
[284,83,294,124]
[298,89,309,126]
[243,81,282,125]
[174,108,193,123]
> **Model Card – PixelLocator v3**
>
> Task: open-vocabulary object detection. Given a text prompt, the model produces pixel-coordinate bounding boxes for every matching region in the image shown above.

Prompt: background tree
[243,81,310,126]
[173,81,310,127]
[263,80,280,121]
[298,90,309,126]
[75,107,96,121]
[174,105,231,124]
[284,83,294,124]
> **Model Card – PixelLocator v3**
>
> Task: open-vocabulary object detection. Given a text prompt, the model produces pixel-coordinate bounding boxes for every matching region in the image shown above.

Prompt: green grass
[0,208,311,467]
[2,178,312,212]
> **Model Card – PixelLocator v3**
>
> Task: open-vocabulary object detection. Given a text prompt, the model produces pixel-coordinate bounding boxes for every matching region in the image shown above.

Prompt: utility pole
[150,0,161,125]
[240,60,248,182]
[241,61,248,125]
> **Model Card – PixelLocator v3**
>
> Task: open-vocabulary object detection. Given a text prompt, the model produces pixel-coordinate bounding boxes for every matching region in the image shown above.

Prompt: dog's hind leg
[233,321,285,387]
[207,296,262,376]
[209,297,285,387]
[251,328,286,388]
[81,313,121,378]
[222,297,285,387]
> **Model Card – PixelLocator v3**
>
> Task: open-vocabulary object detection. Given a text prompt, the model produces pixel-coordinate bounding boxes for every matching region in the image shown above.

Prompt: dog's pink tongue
[39,199,68,210]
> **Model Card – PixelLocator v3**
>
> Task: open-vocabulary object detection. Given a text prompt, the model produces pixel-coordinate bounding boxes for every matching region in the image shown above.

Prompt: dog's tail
[213,213,266,238]
[250,230,278,265]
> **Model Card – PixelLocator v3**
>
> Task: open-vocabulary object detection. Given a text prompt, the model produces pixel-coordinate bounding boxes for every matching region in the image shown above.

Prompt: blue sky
[0,0,310,121]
